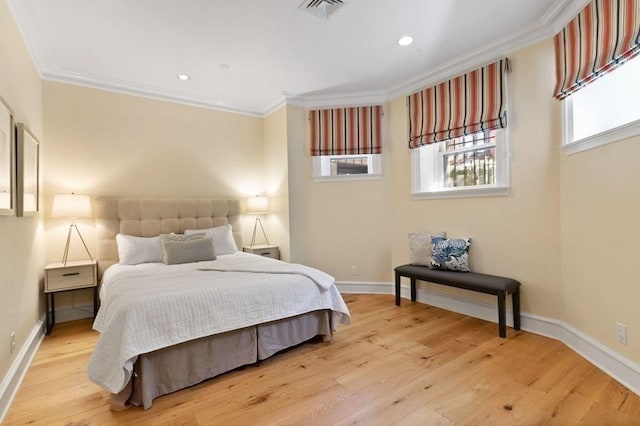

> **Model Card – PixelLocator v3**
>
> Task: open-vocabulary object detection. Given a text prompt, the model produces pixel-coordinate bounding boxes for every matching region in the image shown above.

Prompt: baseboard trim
[336,280,640,396]
[0,316,45,424]
[335,281,391,294]
[521,312,640,397]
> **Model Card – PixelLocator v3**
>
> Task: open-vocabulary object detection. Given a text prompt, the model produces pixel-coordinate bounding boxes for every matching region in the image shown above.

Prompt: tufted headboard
[94,198,242,278]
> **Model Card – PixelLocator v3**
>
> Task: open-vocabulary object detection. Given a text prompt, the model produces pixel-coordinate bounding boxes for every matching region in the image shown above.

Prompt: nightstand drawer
[243,245,280,260]
[45,264,96,292]
[253,248,279,258]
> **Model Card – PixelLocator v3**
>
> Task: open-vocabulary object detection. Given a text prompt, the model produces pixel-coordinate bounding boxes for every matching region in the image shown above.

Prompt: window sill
[412,185,510,200]
[563,119,640,155]
[312,174,383,183]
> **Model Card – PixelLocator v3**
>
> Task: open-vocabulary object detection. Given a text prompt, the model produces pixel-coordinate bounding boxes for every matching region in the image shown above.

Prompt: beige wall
[560,135,640,361]
[286,104,308,264]
[388,40,564,318]
[0,0,44,383]
[263,105,291,260]
[42,81,266,262]
[286,105,392,281]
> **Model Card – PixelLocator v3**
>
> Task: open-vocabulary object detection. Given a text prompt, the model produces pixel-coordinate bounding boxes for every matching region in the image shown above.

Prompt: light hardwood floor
[5,294,640,425]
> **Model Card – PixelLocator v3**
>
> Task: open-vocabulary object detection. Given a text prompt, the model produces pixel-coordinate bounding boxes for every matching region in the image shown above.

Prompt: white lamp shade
[247,196,269,214]
[52,193,92,218]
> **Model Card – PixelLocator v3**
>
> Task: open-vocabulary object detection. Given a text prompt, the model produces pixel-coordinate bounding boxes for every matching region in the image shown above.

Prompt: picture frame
[16,123,40,217]
[0,95,15,216]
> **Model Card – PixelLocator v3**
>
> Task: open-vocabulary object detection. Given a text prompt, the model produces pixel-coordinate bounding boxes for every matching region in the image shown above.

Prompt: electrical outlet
[10,332,16,353]
[616,322,627,345]
[351,265,358,276]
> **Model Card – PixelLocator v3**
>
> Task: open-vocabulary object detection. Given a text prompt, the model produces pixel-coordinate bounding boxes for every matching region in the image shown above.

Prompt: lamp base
[62,223,94,266]
[250,217,270,248]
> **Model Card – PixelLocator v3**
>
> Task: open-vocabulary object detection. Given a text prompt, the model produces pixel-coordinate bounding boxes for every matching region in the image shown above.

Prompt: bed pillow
[116,234,163,265]
[408,231,446,266]
[160,232,206,242]
[185,224,237,255]
[161,237,216,265]
[430,236,471,272]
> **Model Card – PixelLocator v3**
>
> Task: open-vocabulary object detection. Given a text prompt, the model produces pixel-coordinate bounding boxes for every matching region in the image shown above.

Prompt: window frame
[312,154,382,182]
[411,129,510,199]
[562,98,640,156]
[561,55,640,155]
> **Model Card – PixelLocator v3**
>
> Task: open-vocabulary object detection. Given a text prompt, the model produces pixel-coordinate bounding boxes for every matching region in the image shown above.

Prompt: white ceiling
[8,0,588,117]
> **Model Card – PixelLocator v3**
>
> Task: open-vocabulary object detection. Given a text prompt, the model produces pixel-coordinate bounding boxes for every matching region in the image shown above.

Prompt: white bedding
[87,252,351,394]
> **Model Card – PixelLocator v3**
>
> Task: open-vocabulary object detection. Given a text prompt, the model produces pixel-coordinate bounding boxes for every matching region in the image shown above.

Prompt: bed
[87,198,351,409]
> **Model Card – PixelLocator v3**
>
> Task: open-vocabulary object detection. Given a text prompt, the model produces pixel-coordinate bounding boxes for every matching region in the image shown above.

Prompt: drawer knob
[62,272,81,277]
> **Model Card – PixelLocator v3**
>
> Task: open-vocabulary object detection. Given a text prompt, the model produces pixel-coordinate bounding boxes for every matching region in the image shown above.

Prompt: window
[443,131,496,187]
[407,59,509,198]
[312,154,382,181]
[412,129,509,198]
[563,55,640,154]
[309,105,383,182]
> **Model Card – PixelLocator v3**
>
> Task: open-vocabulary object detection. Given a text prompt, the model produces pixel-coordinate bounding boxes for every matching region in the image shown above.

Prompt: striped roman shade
[408,59,509,148]
[554,0,640,100]
[310,106,382,156]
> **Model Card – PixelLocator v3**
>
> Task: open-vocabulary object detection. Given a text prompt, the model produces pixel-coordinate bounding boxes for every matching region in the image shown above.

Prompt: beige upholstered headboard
[94,198,242,278]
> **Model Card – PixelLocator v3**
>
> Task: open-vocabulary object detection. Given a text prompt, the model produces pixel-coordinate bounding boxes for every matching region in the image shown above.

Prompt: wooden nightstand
[44,259,98,335]
[242,245,280,260]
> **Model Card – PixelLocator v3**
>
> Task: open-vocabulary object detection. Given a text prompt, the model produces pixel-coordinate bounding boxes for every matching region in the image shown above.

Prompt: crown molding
[542,0,591,31]
[293,0,588,110]
[42,71,264,117]
[9,0,588,117]
[262,96,288,117]
[286,89,389,110]
[385,24,549,100]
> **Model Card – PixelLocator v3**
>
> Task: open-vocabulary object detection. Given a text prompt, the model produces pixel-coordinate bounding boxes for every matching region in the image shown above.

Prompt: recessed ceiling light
[177,74,190,81]
[398,35,414,46]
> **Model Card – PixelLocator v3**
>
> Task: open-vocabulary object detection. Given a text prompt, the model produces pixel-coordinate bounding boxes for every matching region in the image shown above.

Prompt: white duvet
[87,252,351,393]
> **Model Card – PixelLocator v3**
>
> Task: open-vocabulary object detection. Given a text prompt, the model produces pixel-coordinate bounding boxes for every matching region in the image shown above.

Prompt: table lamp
[247,195,270,247]
[52,193,93,265]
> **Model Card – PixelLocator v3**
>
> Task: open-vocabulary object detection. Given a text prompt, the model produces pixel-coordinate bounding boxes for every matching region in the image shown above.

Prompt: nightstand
[242,245,280,260]
[44,259,98,335]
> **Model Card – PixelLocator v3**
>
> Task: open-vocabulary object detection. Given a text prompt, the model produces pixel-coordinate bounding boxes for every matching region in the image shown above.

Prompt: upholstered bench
[394,264,521,338]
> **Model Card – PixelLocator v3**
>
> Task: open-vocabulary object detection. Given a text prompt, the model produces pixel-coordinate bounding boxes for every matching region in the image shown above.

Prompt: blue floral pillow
[430,237,471,272]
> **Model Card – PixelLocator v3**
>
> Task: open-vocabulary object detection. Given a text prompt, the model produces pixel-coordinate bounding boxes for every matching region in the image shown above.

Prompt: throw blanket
[88,253,350,394]
[197,263,334,291]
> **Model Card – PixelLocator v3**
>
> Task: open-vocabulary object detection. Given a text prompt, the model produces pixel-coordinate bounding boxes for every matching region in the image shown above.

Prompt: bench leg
[410,278,417,302]
[395,272,401,306]
[497,292,506,338]
[512,288,521,331]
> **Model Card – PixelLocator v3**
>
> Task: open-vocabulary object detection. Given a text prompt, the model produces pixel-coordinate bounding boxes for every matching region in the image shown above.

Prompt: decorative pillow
[160,232,206,242]
[408,231,446,266]
[185,224,238,255]
[430,236,471,272]
[116,234,163,265]
[161,237,216,265]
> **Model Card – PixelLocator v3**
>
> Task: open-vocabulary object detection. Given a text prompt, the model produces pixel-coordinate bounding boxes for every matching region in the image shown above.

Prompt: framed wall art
[16,123,40,217]
[0,95,15,216]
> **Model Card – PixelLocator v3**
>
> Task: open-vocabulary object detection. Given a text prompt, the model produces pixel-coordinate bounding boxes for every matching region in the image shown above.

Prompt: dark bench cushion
[394,264,520,295]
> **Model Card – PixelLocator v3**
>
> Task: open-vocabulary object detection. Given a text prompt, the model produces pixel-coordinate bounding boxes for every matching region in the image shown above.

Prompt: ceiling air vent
[299,0,344,20]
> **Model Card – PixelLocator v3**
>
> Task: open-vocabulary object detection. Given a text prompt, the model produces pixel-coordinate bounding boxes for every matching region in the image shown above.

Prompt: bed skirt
[110,310,332,410]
